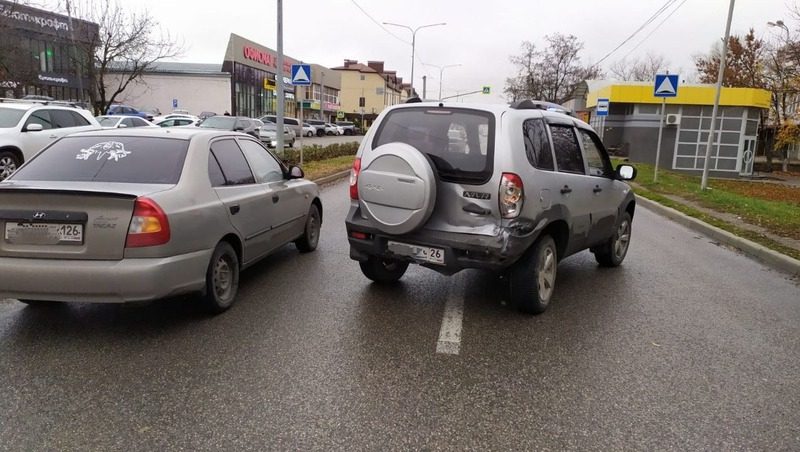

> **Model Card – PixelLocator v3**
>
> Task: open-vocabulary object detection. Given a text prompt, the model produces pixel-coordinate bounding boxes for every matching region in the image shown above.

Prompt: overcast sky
[52,0,795,103]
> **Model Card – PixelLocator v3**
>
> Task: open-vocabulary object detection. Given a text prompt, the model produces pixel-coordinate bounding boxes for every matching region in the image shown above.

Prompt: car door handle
[593,186,603,193]
[272,195,280,204]
[229,204,240,215]
[560,185,572,194]
[462,203,491,215]
[49,135,58,139]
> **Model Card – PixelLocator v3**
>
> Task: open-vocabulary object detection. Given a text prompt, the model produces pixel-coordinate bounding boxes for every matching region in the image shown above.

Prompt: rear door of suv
[367,106,501,236]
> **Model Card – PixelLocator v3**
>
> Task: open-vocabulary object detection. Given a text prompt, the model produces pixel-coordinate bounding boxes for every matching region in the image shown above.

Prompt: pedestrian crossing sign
[291,64,312,86]
[654,74,679,97]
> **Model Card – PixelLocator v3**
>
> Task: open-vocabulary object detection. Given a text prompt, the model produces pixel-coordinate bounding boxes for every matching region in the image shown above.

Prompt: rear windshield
[199,116,235,130]
[97,117,118,127]
[0,108,26,128]
[372,107,494,183]
[10,136,189,184]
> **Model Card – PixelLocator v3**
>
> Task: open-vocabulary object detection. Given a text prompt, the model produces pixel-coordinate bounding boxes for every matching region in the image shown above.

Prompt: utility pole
[701,0,735,190]
[275,0,285,153]
[65,0,84,103]
[653,71,668,183]
[422,76,427,99]
[383,22,446,94]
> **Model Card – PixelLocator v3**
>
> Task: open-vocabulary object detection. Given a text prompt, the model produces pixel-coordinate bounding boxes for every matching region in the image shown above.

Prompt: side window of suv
[549,124,585,174]
[50,110,78,128]
[25,110,53,130]
[67,111,90,127]
[522,118,554,171]
[578,129,613,177]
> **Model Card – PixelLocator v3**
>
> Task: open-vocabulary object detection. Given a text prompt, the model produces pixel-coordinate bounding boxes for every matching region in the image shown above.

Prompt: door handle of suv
[462,203,491,215]
[49,135,58,139]
[593,186,603,193]
[560,185,572,194]
[229,204,240,215]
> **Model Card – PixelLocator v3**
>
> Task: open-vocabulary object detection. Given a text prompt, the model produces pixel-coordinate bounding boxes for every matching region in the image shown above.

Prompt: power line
[595,0,678,66]
[349,0,410,44]
[620,0,690,60]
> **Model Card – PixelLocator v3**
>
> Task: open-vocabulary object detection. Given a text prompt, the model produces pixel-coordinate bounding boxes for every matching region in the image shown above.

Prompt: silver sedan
[0,128,322,313]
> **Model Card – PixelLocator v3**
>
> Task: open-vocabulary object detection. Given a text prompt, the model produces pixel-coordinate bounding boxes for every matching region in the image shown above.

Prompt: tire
[200,242,240,314]
[306,131,313,137]
[289,139,294,148]
[509,235,558,314]
[359,256,409,284]
[594,212,632,267]
[295,204,321,253]
[0,150,21,181]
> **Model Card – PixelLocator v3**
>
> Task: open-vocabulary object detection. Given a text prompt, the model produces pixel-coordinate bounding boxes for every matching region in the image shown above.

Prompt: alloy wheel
[0,156,17,180]
[537,245,556,302]
[614,220,631,260]
[213,255,234,303]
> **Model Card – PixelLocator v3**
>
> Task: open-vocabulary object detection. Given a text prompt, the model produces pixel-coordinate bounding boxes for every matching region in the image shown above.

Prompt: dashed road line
[436,278,464,355]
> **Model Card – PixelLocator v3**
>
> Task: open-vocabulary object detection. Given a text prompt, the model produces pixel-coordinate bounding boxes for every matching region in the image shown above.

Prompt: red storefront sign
[243,45,294,73]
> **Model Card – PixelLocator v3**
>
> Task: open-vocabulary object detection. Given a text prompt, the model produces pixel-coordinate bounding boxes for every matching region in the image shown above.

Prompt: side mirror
[288,165,304,179]
[24,123,43,132]
[616,164,637,181]
[118,123,128,128]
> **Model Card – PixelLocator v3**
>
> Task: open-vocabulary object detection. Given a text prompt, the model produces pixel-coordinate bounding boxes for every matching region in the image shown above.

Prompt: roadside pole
[653,96,666,182]
[299,94,304,166]
[276,0,285,152]
[701,0,736,190]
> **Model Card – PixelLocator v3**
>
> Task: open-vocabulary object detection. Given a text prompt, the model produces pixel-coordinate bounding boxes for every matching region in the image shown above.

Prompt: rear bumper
[0,249,212,303]
[345,206,536,274]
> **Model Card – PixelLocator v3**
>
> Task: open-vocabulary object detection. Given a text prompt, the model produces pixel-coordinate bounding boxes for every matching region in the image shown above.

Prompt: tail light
[499,172,524,219]
[126,197,171,248]
[349,157,361,200]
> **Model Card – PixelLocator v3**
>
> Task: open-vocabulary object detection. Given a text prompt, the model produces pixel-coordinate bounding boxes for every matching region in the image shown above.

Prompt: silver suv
[0,99,100,181]
[345,99,637,314]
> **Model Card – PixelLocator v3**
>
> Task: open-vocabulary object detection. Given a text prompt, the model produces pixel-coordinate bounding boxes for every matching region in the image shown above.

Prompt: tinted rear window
[10,136,189,184]
[199,117,236,130]
[373,107,494,183]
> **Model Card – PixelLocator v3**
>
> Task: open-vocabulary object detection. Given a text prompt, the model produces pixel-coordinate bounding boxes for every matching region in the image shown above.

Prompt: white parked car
[302,123,316,137]
[155,117,199,128]
[0,100,100,181]
[152,113,198,124]
[324,123,343,136]
[96,115,157,129]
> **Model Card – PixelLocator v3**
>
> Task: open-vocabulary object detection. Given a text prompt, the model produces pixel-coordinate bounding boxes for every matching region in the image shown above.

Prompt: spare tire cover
[358,142,437,235]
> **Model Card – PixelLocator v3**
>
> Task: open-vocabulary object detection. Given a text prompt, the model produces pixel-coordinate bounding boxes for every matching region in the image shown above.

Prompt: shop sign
[38,74,68,85]
[242,45,294,73]
[324,102,340,111]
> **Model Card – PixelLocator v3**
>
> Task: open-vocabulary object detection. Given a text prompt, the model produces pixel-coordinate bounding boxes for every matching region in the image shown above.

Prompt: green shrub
[276,142,359,165]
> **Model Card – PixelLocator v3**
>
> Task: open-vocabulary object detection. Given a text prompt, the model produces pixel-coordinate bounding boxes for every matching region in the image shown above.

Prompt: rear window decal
[76,141,131,162]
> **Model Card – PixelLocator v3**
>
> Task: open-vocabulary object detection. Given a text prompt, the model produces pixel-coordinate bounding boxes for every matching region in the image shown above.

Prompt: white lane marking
[436,279,464,355]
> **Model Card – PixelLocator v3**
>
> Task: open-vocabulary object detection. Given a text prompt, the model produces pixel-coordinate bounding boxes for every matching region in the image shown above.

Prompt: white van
[259,115,302,137]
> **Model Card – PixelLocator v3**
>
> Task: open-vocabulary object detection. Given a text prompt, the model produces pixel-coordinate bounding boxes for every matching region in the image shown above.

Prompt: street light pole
[426,63,461,101]
[700,0,735,191]
[276,0,285,153]
[383,22,446,95]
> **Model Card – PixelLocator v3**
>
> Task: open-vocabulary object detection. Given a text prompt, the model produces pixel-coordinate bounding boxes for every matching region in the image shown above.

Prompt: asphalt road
[1,179,798,450]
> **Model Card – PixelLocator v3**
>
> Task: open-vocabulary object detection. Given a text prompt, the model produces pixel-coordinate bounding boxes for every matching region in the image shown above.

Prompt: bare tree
[608,54,669,81]
[68,0,182,114]
[505,34,602,105]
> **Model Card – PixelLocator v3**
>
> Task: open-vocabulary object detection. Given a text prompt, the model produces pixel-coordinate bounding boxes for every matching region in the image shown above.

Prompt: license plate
[387,241,445,265]
[4,222,83,245]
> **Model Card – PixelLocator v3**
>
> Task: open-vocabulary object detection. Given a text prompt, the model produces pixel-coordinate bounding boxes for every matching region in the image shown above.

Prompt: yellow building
[333,60,412,126]
[575,80,770,176]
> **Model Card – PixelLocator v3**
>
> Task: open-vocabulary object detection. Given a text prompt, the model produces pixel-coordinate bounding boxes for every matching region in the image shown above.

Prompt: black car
[198,116,259,138]
[335,121,356,135]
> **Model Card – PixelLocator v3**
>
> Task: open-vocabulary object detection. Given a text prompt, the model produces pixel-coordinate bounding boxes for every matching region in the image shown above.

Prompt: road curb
[635,194,800,277]
[312,170,350,186]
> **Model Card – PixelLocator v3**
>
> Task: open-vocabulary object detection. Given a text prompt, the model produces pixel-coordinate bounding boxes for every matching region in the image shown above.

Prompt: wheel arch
[0,146,24,163]
[539,219,570,261]
[220,233,243,265]
[311,197,323,223]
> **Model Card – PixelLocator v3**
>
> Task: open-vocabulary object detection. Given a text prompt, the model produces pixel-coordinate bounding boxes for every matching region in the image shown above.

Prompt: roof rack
[0,97,87,109]
[510,99,573,116]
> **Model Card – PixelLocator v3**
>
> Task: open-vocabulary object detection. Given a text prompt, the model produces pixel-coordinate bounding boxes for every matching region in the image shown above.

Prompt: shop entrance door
[739,138,756,176]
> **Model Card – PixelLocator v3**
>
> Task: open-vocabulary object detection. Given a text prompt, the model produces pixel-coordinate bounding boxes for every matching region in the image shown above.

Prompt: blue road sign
[291,64,312,86]
[596,98,610,116]
[172,98,178,108]
[654,74,679,97]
